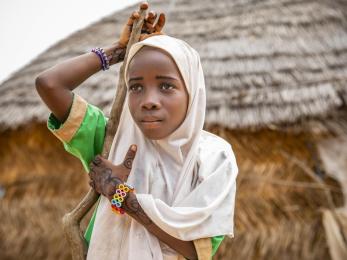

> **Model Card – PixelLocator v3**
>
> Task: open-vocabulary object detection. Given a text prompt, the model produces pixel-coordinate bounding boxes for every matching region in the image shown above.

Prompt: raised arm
[35,2,165,123]
[35,43,126,122]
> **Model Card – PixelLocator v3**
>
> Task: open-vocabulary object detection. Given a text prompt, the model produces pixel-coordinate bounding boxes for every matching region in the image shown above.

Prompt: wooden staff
[62,7,147,260]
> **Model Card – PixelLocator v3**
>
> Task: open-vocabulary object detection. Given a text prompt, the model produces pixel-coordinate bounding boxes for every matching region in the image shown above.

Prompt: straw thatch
[0,0,346,131]
[209,126,344,259]
[0,197,95,260]
[0,0,347,259]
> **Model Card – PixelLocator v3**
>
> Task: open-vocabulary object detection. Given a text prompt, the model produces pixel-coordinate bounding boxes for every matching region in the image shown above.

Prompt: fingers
[140,31,164,41]
[146,11,157,24]
[138,11,156,35]
[154,13,165,32]
[144,11,166,34]
[123,144,137,170]
[139,12,165,41]
[88,165,96,189]
[119,10,139,47]
[126,11,140,26]
[145,11,157,33]
[89,155,102,184]
[139,2,149,10]
[121,5,151,47]
[127,2,149,27]
[89,180,95,189]
[92,155,102,166]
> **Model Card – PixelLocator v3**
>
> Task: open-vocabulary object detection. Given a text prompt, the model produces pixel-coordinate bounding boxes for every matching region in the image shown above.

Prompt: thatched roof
[1,0,346,130]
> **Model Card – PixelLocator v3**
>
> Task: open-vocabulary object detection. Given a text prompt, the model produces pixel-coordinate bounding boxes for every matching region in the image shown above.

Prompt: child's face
[127,46,189,140]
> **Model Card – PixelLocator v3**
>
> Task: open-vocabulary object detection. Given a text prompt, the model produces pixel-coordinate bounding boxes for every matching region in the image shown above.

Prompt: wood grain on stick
[62,7,147,260]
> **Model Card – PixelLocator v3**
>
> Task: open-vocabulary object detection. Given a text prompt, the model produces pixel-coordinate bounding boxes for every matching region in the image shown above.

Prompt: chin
[135,121,170,140]
[143,132,167,140]
[140,129,169,140]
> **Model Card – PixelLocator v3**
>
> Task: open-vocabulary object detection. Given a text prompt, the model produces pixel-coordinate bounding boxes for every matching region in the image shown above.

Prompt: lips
[139,116,163,129]
[140,116,163,122]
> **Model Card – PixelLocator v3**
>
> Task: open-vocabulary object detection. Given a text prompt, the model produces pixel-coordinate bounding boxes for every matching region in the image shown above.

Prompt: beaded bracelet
[110,183,135,215]
[91,47,110,71]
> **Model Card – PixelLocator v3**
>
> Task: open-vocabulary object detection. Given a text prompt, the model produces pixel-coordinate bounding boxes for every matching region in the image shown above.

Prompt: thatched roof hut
[1,0,346,259]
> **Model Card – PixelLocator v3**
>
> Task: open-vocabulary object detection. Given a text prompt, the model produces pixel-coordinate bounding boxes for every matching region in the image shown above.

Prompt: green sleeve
[211,235,225,256]
[47,100,107,172]
[47,94,107,245]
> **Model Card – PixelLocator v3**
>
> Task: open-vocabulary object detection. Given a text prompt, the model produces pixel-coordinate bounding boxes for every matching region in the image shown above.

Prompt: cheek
[166,93,188,120]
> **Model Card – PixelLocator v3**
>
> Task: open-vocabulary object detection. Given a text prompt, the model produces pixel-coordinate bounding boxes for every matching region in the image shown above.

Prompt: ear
[122,144,137,170]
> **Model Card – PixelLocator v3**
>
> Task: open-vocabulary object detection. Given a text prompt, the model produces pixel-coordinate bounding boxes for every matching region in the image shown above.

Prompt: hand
[88,144,137,198]
[118,2,166,48]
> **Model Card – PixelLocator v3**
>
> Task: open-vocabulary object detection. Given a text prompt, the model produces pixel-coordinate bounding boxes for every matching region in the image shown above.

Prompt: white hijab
[87,35,238,260]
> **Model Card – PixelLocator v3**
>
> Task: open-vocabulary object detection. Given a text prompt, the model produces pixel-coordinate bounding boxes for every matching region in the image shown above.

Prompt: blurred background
[0,0,347,259]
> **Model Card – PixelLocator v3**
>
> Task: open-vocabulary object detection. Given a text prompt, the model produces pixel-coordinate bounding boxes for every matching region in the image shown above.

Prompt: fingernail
[131,145,137,151]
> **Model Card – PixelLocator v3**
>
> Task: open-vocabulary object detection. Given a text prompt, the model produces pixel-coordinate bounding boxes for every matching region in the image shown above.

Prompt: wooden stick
[62,7,147,260]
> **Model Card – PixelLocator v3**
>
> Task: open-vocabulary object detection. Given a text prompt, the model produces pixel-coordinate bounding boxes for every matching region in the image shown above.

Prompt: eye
[129,84,143,92]
[160,83,175,91]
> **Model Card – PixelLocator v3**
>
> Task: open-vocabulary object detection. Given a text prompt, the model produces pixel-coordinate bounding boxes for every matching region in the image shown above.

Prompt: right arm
[35,43,126,123]
[35,2,165,123]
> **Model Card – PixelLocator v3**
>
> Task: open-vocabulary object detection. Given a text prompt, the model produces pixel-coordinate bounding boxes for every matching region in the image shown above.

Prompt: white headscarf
[87,35,238,260]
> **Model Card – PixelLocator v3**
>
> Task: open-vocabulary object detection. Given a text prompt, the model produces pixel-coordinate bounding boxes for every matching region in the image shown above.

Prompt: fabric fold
[87,35,238,259]
[136,133,238,240]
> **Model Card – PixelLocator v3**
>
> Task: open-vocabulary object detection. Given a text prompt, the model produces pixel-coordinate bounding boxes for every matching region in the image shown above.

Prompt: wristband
[110,183,135,215]
[91,47,110,71]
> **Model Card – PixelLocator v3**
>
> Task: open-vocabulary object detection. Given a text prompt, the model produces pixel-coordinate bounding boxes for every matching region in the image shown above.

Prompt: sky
[0,0,142,84]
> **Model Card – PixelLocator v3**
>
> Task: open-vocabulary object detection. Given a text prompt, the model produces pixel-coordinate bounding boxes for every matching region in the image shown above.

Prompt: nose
[141,90,161,110]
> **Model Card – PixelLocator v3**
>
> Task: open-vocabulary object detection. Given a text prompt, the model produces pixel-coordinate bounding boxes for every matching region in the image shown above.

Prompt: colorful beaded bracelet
[110,183,135,215]
[91,47,110,71]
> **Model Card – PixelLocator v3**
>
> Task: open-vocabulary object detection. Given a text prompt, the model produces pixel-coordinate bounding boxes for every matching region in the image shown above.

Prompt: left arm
[89,147,198,260]
[124,192,198,259]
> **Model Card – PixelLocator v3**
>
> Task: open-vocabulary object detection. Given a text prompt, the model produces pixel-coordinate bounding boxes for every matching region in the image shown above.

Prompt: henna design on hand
[88,144,137,196]
[123,157,133,170]
[101,167,123,197]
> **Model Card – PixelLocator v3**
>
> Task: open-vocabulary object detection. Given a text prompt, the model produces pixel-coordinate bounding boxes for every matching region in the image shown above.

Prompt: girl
[36,3,238,259]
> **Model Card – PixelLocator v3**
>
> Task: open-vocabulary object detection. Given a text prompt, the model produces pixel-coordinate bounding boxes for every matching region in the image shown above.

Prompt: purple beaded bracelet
[91,47,110,71]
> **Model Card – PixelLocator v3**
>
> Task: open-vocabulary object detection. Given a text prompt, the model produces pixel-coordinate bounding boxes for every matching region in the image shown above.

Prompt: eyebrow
[128,75,180,82]
[128,77,143,83]
[156,75,179,81]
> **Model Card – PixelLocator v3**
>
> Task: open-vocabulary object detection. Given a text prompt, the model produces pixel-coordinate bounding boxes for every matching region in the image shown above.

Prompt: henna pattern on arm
[89,157,157,241]
[123,193,153,226]
[108,46,126,65]
[122,193,198,259]
[92,165,197,259]
[96,168,153,226]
